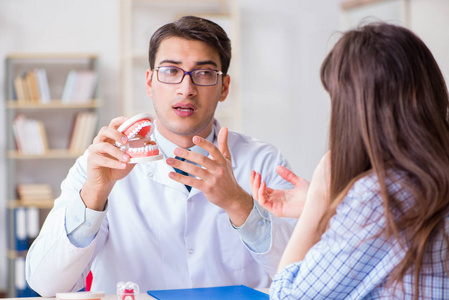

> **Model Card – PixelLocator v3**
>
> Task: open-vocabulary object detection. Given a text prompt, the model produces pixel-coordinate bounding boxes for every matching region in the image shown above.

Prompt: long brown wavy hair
[320,23,449,298]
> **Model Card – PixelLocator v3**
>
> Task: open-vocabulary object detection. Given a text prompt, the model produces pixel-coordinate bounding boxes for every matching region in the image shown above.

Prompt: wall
[409,0,449,81]
[239,0,338,178]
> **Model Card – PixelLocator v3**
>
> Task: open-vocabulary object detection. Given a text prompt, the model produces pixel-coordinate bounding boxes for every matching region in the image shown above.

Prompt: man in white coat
[26,16,302,296]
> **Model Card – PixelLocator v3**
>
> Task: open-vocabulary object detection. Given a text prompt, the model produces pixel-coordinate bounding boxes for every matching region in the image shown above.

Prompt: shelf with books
[6,99,101,109]
[7,149,84,159]
[8,199,55,209]
[4,53,101,298]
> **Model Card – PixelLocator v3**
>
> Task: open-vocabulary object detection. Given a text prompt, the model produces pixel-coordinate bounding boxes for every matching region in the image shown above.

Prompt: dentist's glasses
[154,66,223,86]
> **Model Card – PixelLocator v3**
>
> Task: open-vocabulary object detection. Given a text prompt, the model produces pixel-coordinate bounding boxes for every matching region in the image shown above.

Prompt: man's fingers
[95,125,128,145]
[109,116,128,129]
[191,127,231,163]
[88,143,130,169]
[95,116,128,146]
[168,171,196,187]
[217,127,231,160]
[172,147,217,171]
[166,156,209,180]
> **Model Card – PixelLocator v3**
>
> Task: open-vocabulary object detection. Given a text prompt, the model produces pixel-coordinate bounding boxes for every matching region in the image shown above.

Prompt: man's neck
[154,121,215,159]
[155,120,214,149]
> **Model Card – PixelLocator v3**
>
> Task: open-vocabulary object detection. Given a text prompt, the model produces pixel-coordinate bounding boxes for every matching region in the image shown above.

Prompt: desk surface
[5,294,163,300]
[5,289,270,300]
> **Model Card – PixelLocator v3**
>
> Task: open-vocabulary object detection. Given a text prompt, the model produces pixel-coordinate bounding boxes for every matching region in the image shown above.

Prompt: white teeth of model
[145,145,157,151]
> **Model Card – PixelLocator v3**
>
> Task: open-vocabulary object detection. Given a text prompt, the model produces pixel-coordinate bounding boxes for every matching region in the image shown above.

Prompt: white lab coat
[26,121,296,296]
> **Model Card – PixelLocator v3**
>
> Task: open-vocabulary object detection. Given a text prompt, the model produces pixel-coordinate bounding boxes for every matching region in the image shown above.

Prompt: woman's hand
[250,166,310,218]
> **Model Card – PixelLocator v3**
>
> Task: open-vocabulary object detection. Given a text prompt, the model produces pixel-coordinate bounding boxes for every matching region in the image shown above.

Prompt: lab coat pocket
[216,212,253,271]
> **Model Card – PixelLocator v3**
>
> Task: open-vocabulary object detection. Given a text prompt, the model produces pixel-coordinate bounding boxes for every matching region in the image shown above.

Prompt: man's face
[146,36,230,141]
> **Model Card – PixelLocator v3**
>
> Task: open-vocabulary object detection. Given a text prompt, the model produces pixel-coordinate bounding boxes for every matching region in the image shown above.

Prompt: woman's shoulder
[342,169,412,214]
[349,169,409,197]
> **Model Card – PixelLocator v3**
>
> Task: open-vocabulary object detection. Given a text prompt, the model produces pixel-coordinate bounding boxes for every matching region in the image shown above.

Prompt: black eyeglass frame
[154,66,224,86]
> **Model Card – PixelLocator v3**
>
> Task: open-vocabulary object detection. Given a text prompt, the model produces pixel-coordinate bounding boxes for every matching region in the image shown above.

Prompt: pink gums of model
[116,112,163,163]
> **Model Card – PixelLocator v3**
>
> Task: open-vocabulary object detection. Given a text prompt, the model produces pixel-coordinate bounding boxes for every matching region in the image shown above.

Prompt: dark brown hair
[320,23,449,298]
[148,16,232,74]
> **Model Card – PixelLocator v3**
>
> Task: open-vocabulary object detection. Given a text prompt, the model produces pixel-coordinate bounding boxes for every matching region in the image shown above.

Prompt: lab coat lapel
[144,157,190,194]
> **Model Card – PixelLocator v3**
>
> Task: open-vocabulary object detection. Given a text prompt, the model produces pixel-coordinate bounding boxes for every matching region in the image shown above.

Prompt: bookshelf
[118,0,241,130]
[4,54,101,297]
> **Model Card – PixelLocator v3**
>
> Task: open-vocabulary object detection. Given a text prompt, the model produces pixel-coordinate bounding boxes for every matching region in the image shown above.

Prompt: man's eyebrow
[157,60,218,68]
[158,59,181,65]
[196,60,218,68]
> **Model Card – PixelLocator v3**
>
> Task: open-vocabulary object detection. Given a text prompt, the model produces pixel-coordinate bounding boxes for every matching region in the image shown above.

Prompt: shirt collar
[154,123,215,158]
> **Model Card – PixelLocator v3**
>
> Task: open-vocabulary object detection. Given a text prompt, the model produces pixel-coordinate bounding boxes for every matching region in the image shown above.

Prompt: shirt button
[188,198,192,203]
[258,219,264,227]
[263,211,269,218]
[189,249,194,254]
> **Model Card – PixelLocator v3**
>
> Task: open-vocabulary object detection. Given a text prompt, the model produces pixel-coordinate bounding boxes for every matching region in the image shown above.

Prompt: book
[38,120,49,152]
[36,68,51,103]
[22,73,33,102]
[15,257,39,297]
[71,71,98,103]
[13,76,25,103]
[12,114,49,154]
[14,208,28,251]
[12,114,27,151]
[69,111,98,153]
[147,285,269,300]
[17,183,53,202]
[62,70,97,103]
[13,69,51,103]
[62,70,77,103]
[28,70,40,102]
[68,112,86,153]
[81,112,98,150]
[26,207,40,245]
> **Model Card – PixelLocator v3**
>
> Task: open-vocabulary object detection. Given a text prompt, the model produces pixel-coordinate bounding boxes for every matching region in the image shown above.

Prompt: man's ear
[145,69,153,98]
[219,75,231,103]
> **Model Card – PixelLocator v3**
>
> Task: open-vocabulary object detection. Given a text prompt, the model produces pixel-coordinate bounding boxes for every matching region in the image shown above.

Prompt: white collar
[154,124,215,158]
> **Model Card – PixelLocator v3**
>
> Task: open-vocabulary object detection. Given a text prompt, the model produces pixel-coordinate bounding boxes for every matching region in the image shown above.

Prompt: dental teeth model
[117,281,139,300]
[115,112,163,163]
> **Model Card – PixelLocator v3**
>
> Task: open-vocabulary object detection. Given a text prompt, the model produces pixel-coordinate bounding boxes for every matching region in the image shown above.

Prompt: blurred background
[1,0,448,297]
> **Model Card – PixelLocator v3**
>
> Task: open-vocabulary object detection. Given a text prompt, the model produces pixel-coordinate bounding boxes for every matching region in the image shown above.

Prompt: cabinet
[4,54,101,297]
[119,0,241,130]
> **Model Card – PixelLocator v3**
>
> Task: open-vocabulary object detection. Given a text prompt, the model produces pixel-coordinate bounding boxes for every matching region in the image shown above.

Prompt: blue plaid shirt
[271,172,449,299]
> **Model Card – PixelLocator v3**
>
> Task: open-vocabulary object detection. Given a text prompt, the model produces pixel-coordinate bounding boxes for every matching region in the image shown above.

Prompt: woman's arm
[277,153,330,270]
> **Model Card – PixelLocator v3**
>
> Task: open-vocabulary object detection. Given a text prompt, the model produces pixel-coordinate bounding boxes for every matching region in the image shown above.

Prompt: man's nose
[177,73,197,96]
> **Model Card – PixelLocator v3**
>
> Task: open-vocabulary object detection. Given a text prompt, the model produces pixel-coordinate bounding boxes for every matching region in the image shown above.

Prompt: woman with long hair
[251,23,449,299]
